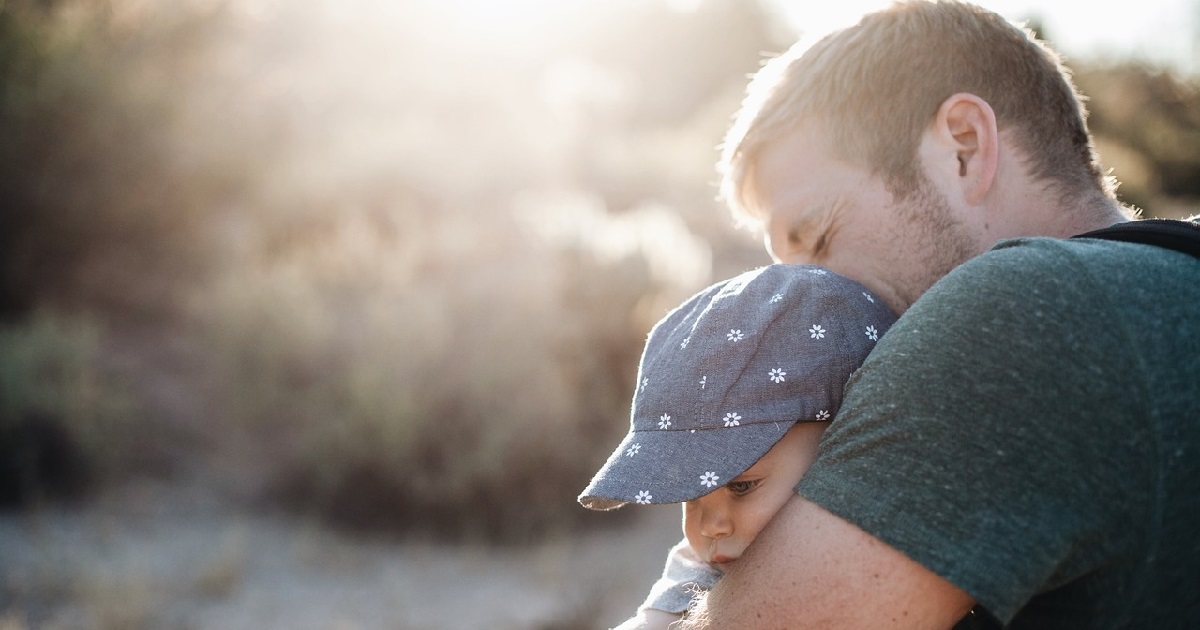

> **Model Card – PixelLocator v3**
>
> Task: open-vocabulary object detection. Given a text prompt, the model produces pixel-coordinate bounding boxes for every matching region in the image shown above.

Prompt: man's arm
[678,495,974,629]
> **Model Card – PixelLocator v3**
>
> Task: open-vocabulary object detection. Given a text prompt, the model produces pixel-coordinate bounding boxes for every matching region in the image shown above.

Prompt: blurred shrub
[192,207,681,542]
[1078,63,1200,215]
[0,0,771,540]
[0,311,138,507]
[0,1,278,320]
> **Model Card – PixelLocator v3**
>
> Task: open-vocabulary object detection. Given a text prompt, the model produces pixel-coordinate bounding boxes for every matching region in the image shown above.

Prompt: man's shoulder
[882,232,1199,371]
[900,237,1087,321]
[977,234,1151,272]
[918,233,1199,310]
[982,231,1199,271]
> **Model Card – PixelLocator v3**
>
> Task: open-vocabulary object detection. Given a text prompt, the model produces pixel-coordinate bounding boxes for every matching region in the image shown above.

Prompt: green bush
[0,311,137,506]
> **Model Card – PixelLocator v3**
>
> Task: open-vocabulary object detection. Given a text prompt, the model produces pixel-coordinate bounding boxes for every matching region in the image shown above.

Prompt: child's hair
[578,264,896,510]
[719,0,1113,227]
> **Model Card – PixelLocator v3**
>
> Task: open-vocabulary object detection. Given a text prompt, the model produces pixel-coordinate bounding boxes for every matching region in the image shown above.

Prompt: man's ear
[931,93,998,205]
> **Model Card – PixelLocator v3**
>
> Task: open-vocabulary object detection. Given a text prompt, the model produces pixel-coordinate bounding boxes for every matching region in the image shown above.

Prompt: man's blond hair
[719,0,1115,225]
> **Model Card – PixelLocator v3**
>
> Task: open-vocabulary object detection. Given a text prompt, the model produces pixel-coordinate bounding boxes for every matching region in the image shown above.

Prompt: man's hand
[677,495,975,629]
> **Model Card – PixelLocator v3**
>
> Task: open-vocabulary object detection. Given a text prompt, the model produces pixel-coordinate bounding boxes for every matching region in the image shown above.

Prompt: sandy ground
[0,479,684,630]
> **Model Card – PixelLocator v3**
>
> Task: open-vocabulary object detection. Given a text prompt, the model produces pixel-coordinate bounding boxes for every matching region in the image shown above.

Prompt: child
[578,263,896,629]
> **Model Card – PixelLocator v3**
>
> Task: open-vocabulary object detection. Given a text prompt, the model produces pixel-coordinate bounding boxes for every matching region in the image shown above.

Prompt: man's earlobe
[936,93,998,205]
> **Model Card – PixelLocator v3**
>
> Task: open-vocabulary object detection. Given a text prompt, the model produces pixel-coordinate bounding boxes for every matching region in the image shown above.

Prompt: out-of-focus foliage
[1077,63,1200,216]
[0,1,278,319]
[0,0,776,540]
[0,311,142,506]
[1029,16,1200,217]
[194,208,671,541]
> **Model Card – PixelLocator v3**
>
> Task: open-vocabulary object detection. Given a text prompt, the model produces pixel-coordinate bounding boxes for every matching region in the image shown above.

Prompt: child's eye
[726,479,761,497]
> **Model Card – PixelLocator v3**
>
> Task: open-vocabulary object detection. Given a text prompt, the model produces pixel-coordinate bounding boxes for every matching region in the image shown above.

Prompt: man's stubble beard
[892,174,980,312]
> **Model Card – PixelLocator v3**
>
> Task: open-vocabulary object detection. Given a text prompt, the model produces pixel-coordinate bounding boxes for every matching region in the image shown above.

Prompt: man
[670,1,1200,628]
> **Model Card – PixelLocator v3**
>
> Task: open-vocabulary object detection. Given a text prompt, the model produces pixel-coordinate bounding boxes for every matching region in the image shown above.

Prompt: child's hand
[611,608,682,630]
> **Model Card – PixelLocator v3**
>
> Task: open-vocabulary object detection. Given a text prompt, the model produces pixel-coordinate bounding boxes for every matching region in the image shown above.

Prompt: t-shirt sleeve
[797,239,1152,623]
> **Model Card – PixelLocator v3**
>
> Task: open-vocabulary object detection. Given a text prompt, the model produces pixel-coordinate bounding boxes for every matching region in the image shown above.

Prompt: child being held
[578,264,895,629]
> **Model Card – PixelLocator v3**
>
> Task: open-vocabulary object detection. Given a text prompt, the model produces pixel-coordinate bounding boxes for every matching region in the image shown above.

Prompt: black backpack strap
[1072,218,1200,259]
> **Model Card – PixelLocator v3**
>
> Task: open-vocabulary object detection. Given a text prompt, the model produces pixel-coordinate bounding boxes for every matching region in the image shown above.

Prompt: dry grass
[0,484,683,630]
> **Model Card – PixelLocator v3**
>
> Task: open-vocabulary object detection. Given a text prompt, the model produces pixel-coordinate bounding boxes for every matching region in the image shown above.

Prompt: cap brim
[578,420,791,510]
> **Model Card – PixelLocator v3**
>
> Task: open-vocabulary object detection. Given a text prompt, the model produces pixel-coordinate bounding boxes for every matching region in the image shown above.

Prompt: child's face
[682,422,827,572]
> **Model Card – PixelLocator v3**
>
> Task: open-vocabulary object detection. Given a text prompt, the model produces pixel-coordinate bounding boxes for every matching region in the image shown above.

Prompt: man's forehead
[729,120,846,235]
[749,143,839,216]
[732,163,769,230]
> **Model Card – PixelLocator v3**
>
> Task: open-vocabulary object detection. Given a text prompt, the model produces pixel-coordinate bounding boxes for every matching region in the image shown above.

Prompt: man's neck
[1056,194,1135,237]
[1004,191,1132,241]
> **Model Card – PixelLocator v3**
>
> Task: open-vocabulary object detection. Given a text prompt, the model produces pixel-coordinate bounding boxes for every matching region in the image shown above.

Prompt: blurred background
[0,0,1197,628]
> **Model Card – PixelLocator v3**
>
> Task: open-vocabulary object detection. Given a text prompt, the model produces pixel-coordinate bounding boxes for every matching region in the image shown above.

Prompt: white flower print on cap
[577,264,898,511]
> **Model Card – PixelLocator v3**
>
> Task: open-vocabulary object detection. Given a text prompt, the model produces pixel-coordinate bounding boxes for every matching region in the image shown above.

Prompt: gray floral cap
[578,264,896,510]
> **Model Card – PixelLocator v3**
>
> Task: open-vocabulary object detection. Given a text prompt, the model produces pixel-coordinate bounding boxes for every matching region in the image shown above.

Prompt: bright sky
[769,0,1199,75]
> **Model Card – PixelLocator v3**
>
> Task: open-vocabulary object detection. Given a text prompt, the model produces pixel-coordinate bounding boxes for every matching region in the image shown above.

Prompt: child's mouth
[711,554,738,570]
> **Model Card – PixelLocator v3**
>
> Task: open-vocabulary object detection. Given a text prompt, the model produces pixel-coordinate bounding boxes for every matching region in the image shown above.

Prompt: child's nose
[699,502,733,538]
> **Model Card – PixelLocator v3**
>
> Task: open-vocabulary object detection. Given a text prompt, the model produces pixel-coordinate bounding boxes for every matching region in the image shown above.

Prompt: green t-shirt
[800,236,1200,627]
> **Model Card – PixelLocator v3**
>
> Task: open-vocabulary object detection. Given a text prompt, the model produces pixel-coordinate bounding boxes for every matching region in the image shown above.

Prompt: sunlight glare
[767,0,1198,75]
[775,0,884,43]
[445,0,596,29]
